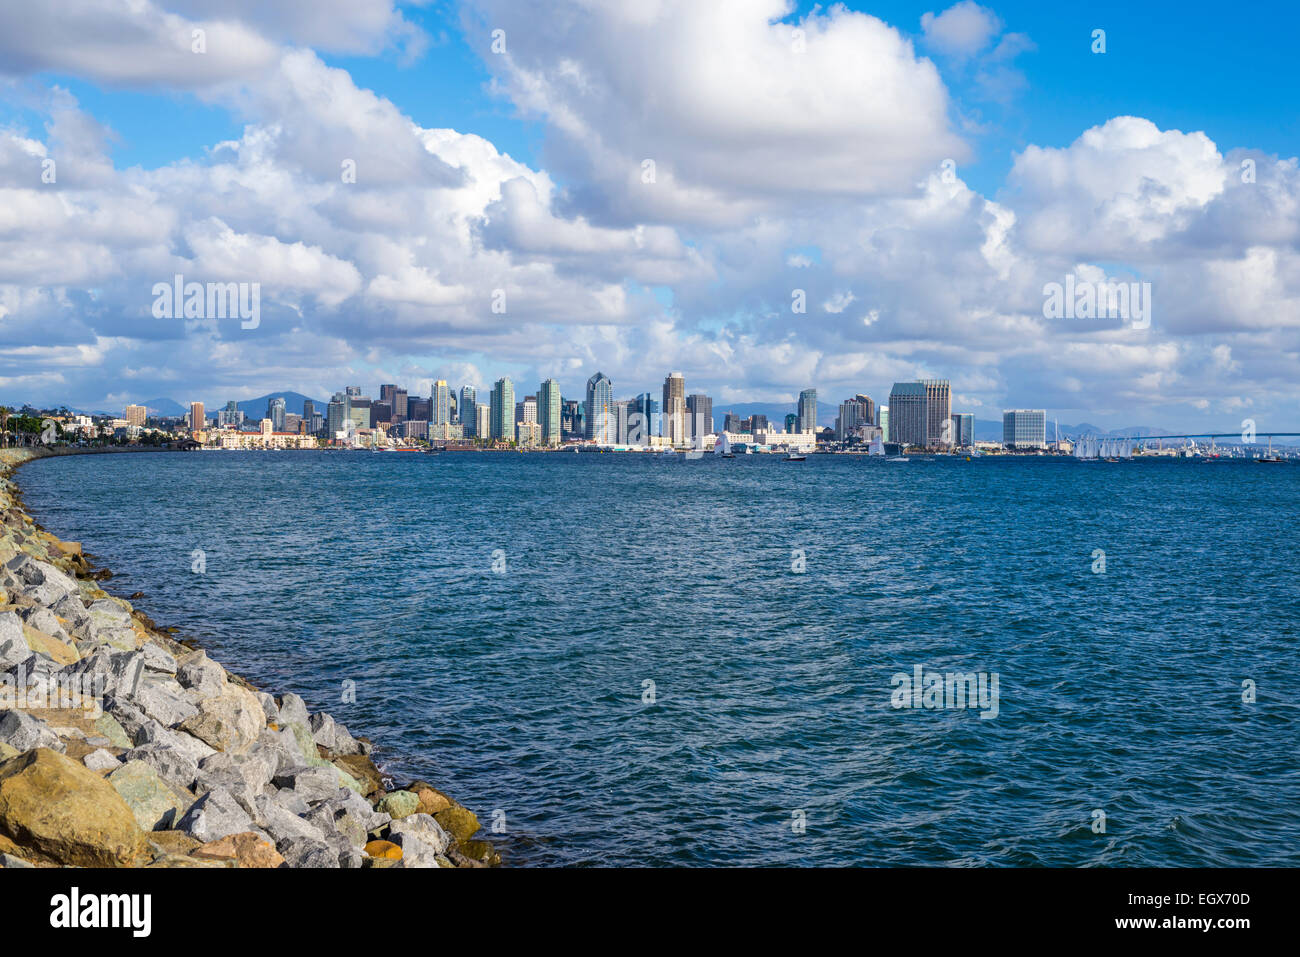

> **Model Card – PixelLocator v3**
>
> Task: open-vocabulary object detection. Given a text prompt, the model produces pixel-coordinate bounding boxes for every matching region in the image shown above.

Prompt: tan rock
[149,830,201,857]
[364,839,402,860]
[21,625,78,666]
[434,803,481,845]
[414,787,451,817]
[192,831,284,868]
[0,748,148,867]
[177,685,266,754]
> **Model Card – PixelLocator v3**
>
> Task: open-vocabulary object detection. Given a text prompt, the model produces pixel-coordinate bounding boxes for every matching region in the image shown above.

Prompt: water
[16,451,1300,866]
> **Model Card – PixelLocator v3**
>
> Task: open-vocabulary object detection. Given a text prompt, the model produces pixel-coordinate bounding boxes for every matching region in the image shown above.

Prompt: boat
[783,452,806,461]
[1258,436,1284,463]
[867,435,885,457]
[886,455,909,462]
[715,433,735,458]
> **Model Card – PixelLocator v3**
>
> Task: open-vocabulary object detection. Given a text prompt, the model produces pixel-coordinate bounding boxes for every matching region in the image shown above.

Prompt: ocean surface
[17,450,1300,866]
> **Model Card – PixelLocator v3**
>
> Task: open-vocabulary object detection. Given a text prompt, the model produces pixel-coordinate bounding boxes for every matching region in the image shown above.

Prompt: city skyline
[2,2,1298,433]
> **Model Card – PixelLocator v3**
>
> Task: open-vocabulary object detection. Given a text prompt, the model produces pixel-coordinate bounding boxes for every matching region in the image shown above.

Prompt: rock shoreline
[0,447,499,868]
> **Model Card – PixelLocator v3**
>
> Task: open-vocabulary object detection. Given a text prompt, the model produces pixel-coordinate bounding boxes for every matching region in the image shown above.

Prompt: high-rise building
[1003,410,1047,449]
[784,412,798,432]
[538,379,561,446]
[370,401,393,427]
[490,377,515,441]
[302,399,315,428]
[407,396,429,421]
[750,413,768,432]
[327,392,347,437]
[879,406,889,442]
[724,411,742,433]
[125,404,147,428]
[924,380,951,448]
[188,401,205,431]
[267,397,286,432]
[662,372,686,445]
[632,393,659,438]
[475,403,491,441]
[561,399,583,441]
[380,384,398,407]
[837,397,872,441]
[614,399,634,444]
[459,386,477,435]
[686,394,713,439]
[217,400,243,428]
[431,381,451,425]
[887,383,928,448]
[515,396,537,425]
[586,372,614,444]
[393,389,408,422]
[798,389,817,433]
[953,413,975,448]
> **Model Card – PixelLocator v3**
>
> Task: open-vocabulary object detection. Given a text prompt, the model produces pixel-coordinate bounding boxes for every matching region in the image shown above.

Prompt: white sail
[868,435,884,456]
[715,433,732,455]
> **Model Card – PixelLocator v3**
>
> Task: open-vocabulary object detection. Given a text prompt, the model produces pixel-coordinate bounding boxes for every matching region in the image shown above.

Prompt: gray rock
[276,692,310,729]
[271,765,339,803]
[121,741,199,791]
[276,836,339,869]
[0,853,34,868]
[194,765,260,818]
[269,787,312,817]
[308,711,336,750]
[83,748,122,772]
[60,648,144,699]
[17,560,81,606]
[176,650,226,696]
[330,722,362,756]
[176,787,255,843]
[391,830,441,868]
[109,759,189,831]
[388,812,451,855]
[140,642,177,675]
[20,606,66,641]
[0,636,30,672]
[253,691,278,724]
[0,709,65,752]
[51,594,90,630]
[0,611,26,652]
[134,677,199,727]
[254,794,326,846]
[252,726,306,774]
[103,694,151,741]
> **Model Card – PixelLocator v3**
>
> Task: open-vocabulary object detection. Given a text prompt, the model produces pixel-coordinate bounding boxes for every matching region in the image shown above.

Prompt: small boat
[1258,437,1284,463]
[886,455,909,462]
[783,452,806,461]
[715,434,735,458]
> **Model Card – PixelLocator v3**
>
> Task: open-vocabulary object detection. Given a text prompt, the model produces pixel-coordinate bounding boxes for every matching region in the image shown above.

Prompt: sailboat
[715,433,735,458]
[868,435,885,457]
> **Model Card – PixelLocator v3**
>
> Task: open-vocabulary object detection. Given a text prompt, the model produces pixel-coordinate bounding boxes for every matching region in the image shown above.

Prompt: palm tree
[0,406,11,448]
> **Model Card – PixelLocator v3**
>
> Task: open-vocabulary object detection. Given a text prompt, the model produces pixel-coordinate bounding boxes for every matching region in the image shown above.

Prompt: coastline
[0,446,499,868]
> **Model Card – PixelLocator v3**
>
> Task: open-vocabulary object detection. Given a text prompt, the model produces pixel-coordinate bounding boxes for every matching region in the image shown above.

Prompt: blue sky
[1,1,1298,431]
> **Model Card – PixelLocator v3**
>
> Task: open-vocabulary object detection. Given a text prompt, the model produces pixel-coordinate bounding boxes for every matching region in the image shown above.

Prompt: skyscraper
[887,382,928,448]
[954,412,975,448]
[662,372,686,445]
[460,386,477,436]
[327,392,347,437]
[393,389,408,422]
[924,380,952,448]
[686,394,713,439]
[475,403,491,441]
[125,404,147,428]
[490,377,514,441]
[431,381,451,425]
[879,406,889,442]
[784,412,798,432]
[586,372,614,444]
[515,396,537,425]
[1003,410,1047,449]
[267,396,286,432]
[538,379,561,446]
[798,389,817,433]
[302,399,315,429]
[188,401,205,431]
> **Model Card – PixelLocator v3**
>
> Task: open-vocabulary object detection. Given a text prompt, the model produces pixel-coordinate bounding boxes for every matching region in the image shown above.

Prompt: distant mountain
[973,419,1174,442]
[225,391,328,419]
[140,397,186,417]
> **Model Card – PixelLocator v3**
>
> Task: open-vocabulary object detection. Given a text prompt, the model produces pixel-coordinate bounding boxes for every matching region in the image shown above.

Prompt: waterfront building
[586,372,615,444]
[267,397,286,432]
[662,372,686,445]
[188,401,205,431]
[924,380,952,448]
[217,401,244,428]
[399,419,428,440]
[515,396,537,425]
[327,392,348,439]
[284,413,302,434]
[432,380,452,425]
[380,384,398,407]
[880,406,889,442]
[429,422,464,442]
[837,397,871,441]
[474,404,491,442]
[561,399,583,441]
[490,377,515,441]
[953,412,975,448]
[632,393,660,439]
[125,404,147,428]
[887,382,928,448]
[517,420,542,448]
[686,394,713,437]
[1003,409,1047,450]
[798,389,817,433]
[460,386,477,434]
[538,379,561,446]
[302,399,315,429]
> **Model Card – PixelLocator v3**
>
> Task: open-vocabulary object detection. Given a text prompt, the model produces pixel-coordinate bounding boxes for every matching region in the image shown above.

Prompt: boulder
[108,759,188,831]
[140,643,177,675]
[191,831,284,869]
[176,685,265,755]
[377,789,420,820]
[0,709,64,753]
[276,836,339,869]
[82,748,121,773]
[175,787,256,843]
[134,678,199,727]
[272,765,339,804]
[120,741,199,791]
[308,711,336,750]
[388,812,451,855]
[434,803,481,844]
[276,692,310,729]
[176,650,226,697]
[0,748,147,866]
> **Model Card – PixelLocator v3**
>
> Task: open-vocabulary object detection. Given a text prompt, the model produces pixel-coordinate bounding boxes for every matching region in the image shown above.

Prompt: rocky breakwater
[0,448,500,868]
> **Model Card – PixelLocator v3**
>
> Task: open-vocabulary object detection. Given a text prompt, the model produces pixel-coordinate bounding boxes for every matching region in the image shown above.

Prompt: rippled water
[17,450,1300,866]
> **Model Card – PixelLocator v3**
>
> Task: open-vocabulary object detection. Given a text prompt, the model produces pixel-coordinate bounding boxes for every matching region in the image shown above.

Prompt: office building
[125,404,148,428]
[475,403,491,441]
[431,380,451,425]
[586,372,615,444]
[188,401,205,431]
[879,406,889,442]
[924,380,952,448]
[267,397,286,432]
[888,382,928,448]
[798,389,817,433]
[460,386,477,435]
[662,372,686,445]
[515,396,537,425]
[953,412,975,448]
[538,379,561,446]
[490,377,515,441]
[685,394,713,439]
[1003,409,1047,449]
[327,392,348,438]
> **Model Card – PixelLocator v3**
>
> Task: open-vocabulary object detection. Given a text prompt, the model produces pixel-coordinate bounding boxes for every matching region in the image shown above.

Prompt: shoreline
[0,446,499,868]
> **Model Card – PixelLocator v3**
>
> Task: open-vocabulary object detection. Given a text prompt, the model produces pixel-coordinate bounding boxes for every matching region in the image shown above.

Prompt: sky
[0,0,1297,430]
